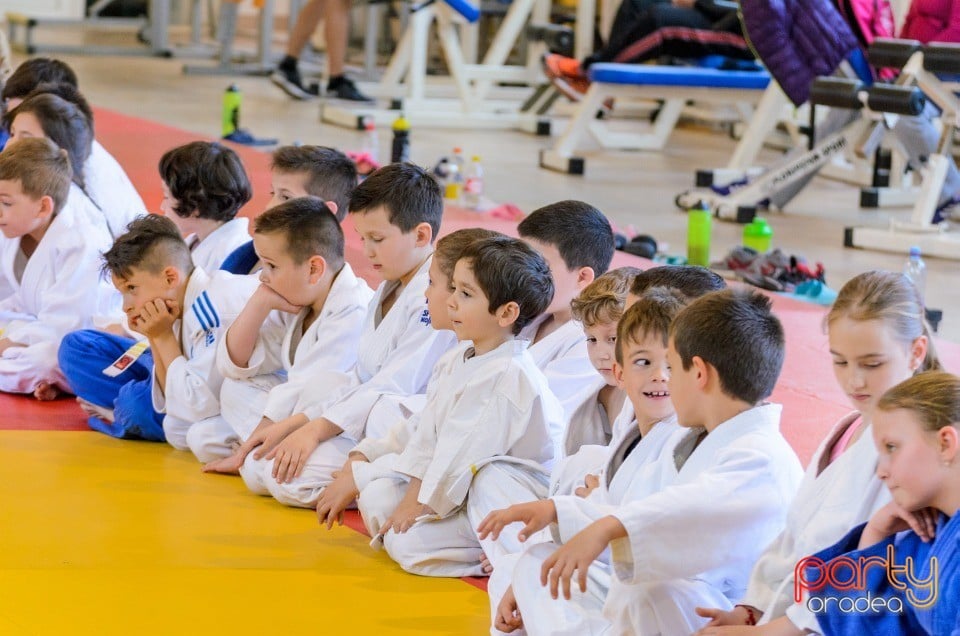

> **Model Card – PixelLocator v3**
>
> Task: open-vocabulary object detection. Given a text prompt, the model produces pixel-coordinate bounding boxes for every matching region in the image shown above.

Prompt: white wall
[4,0,85,20]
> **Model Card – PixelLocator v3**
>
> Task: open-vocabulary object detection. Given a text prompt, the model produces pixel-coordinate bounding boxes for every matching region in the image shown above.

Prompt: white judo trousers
[488,418,682,635]
[510,405,803,636]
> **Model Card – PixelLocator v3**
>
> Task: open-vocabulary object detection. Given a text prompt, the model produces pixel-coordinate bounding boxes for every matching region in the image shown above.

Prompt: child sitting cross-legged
[483,289,804,635]
[479,287,688,628]
[356,235,564,578]
[199,196,374,469]
[0,137,118,399]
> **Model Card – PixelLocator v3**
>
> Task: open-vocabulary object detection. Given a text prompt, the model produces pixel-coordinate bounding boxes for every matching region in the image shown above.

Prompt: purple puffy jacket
[740,0,860,105]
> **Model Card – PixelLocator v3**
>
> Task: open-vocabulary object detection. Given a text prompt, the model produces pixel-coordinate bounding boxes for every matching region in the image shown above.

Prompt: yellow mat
[0,432,489,635]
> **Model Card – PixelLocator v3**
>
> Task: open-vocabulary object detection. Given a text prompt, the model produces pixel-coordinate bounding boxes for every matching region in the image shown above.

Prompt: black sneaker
[270,65,320,100]
[327,76,374,102]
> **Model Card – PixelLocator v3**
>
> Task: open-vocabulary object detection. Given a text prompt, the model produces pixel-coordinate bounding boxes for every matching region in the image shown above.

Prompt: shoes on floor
[327,76,374,102]
[270,66,320,100]
[541,53,590,102]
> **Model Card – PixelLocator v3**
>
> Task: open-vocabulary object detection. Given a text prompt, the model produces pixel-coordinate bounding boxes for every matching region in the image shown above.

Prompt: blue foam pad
[588,63,770,90]
[443,0,480,23]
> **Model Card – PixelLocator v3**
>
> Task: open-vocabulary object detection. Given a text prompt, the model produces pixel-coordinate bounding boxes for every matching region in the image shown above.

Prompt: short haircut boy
[571,266,642,327]
[517,200,615,277]
[253,196,345,270]
[0,137,72,214]
[4,94,92,188]
[103,215,193,280]
[458,236,554,335]
[671,289,784,404]
[2,58,78,102]
[615,286,687,364]
[434,228,503,279]
[22,82,93,127]
[271,145,357,221]
[158,141,252,222]
[631,265,726,300]
[348,163,442,238]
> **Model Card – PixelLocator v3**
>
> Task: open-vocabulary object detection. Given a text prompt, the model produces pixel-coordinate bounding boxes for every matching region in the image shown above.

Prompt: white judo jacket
[216,263,374,423]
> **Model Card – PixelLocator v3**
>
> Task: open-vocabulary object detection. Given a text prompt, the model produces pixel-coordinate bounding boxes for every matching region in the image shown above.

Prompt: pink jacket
[900,0,960,43]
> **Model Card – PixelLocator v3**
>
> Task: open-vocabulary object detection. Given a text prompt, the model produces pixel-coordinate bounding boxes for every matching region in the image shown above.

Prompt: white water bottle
[463,155,484,210]
[904,246,927,303]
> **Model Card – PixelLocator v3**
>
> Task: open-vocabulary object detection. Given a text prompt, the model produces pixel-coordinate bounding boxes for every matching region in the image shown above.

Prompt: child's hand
[250,416,304,461]
[380,498,434,535]
[254,284,303,315]
[574,473,600,498]
[266,425,321,483]
[861,501,939,548]
[694,605,757,630]
[134,299,179,339]
[316,462,361,529]
[494,585,524,633]
[540,520,616,600]
[477,499,557,542]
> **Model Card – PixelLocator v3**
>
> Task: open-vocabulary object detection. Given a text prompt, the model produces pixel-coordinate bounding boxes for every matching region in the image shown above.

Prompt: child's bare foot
[77,397,115,423]
[201,453,243,475]
[480,552,493,575]
[34,381,62,401]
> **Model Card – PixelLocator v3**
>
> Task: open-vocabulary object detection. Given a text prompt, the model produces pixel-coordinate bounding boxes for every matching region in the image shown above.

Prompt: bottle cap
[453,147,462,153]
[471,155,481,161]
[364,119,376,131]
[909,246,921,257]
[392,114,411,131]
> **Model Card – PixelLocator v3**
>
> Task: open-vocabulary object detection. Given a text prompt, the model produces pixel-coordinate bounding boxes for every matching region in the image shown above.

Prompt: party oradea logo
[795,546,938,615]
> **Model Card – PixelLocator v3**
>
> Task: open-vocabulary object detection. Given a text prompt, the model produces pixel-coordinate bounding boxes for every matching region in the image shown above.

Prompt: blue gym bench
[539,62,771,175]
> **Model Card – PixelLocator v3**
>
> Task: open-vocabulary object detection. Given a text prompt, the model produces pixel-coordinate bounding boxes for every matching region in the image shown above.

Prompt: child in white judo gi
[268,145,356,220]
[198,196,373,467]
[549,267,639,497]
[221,145,359,275]
[2,58,146,233]
[4,93,113,243]
[232,163,457,508]
[314,227,502,528]
[487,289,804,635]
[357,235,563,577]
[516,201,615,432]
[479,287,690,632]
[158,141,253,273]
[99,215,267,453]
[0,137,118,399]
[696,270,941,635]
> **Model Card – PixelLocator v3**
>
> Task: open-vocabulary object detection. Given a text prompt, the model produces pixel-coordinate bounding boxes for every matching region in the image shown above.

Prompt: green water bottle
[686,201,712,267]
[743,217,773,253]
[222,84,241,138]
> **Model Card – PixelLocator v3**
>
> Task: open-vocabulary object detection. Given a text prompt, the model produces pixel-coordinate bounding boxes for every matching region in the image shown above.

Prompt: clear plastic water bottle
[463,155,484,210]
[443,160,460,201]
[362,117,379,164]
[449,147,466,200]
[904,246,927,303]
